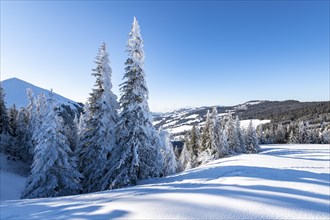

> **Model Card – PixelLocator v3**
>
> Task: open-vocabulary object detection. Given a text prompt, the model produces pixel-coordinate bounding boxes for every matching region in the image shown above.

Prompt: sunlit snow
[1,144,329,219]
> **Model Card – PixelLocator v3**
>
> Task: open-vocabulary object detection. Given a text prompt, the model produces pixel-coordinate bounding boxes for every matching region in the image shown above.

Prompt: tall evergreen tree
[102,17,163,190]
[21,95,81,199]
[76,43,119,193]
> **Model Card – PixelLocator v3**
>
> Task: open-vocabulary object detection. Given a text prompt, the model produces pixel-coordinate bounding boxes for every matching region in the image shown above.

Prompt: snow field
[1,144,329,219]
[0,154,27,201]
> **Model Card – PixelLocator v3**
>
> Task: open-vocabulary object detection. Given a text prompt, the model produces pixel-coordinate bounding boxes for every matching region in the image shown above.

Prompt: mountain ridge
[1,77,82,110]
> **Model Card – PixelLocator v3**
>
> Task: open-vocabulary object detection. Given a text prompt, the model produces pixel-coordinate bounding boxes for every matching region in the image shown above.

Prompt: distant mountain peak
[1,77,81,109]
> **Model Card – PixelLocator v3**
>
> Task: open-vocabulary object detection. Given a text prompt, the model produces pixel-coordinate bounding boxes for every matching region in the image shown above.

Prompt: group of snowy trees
[256,121,330,145]
[179,108,260,171]
[0,17,177,199]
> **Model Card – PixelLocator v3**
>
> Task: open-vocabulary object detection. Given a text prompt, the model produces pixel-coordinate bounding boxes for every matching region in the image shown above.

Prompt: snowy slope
[1,144,329,219]
[1,77,81,109]
[0,154,28,201]
[152,101,269,139]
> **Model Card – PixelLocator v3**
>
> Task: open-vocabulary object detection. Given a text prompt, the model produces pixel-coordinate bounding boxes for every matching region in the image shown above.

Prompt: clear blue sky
[1,0,329,112]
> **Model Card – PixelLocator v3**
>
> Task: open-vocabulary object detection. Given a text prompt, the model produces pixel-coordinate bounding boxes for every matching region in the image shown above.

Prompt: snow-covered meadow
[1,144,329,219]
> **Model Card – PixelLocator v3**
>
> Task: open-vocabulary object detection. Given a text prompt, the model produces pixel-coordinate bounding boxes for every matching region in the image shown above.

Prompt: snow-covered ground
[1,144,329,219]
[0,154,28,201]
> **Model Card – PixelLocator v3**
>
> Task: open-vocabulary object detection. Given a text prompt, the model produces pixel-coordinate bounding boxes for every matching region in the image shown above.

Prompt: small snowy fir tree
[320,129,330,144]
[21,95,81,199]
[180,134,194,171]
[101,17,163,190]
[0,86,8,134]
[6,105,19,157]
[199,110,215,164]
[0,86,10,152]
[245,120,260,153]
[189,124,201,167]
[225,112,240,154]
[219,129,229,157]
[210,107,222,159]
[158,128,177,176]
[288,129,297,144]
[275,123,286,143]
[76,43,119,193]
[213,110,228,158]
[256,124,266,144]
[16,107,32,162]
[297,121,310,144]
[235,116,247,153]
[180,125,200,170]
[264,127,274,144]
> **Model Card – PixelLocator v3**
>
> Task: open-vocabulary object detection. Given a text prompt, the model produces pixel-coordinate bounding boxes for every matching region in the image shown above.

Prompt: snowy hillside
[153,102,270,139]
[1,144,329,219]
[1,77,81,109]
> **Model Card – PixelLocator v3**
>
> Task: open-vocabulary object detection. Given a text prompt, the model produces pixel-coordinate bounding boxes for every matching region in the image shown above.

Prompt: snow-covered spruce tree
[264,127,274,144]
[309,128,320,144]
[0,86,8,134]
[180,134,193,171]
[214,114,228,158]
[190,124,201,166]
[76,42,119,193]
[297,121,310,144]
[245,120,260,153]
[21,95,81,199]
[0,86,10,152]
[30,91,47,158]
[219,129,229,156]
[320,129,330,144]
[158,128,177,176]
[225,112,240,154]
[101,17,163,190]
[235,116,246,153]
[199,110,215,164]
[288,129,297,144]
[20,89,39,163]
[275,123,286,144]
[210,107,223,159]
[180,124,200,170]
[16,107,32,162]
[6,105,19,157]
[256,124,266,144]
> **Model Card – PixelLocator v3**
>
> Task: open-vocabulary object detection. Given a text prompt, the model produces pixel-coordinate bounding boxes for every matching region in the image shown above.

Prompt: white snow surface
[0,154,28,201]
[167,125,193,134]
[1,144,329,219]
